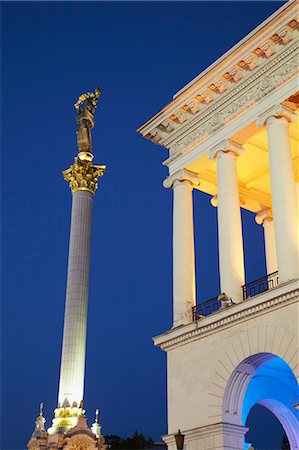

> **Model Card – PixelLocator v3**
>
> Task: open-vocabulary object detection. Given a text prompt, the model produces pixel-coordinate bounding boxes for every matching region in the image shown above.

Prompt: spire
[31,402,47,438]
[91,408,102,438]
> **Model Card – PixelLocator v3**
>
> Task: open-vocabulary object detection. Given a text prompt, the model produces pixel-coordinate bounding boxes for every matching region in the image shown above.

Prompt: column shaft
[263,219,278,274]
[172,180,196,326]
[266,116,298,282]
[58,190,93,407]
[217,151,245,302]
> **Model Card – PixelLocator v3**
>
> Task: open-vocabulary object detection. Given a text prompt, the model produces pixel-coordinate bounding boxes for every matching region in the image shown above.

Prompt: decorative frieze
[138,9,299,163]
[165,43,298,157]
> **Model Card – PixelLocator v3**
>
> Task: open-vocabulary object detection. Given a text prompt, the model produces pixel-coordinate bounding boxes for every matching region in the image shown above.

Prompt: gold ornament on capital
[63,159,106,194]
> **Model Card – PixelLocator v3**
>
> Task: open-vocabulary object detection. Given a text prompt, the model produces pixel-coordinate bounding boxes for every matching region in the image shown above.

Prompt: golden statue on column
[75,87,101,159]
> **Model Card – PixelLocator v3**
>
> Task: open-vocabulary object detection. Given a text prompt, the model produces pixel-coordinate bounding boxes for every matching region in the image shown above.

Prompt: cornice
[163,40,298,161]
[153,280,299,352]
[173,0,297,99]
[137,10,299,160]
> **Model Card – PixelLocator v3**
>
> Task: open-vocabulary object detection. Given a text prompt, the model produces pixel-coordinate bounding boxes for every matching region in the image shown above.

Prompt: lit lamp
[174,429,185,450]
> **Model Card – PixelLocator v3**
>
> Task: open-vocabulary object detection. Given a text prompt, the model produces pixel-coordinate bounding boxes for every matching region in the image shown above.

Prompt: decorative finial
[30,402,46,437]
[91,408,102,438]
[75,87,101,160]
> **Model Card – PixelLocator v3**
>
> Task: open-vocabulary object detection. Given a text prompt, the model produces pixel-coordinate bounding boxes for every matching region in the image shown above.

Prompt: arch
[208,325,299,421]
[223,354,299,449]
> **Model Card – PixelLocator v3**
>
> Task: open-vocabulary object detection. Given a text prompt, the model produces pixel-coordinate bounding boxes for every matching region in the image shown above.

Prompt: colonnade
[164,104,298,326]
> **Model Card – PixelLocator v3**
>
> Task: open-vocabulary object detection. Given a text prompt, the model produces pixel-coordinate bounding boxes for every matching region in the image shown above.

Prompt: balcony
[242,271,279,301]
[192,271,279,321]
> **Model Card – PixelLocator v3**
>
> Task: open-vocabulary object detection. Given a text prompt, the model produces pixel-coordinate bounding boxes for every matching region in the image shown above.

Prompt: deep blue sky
[1,1,287,449]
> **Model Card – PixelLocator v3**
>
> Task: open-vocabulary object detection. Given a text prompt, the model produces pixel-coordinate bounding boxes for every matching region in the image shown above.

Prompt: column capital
[210,194,218,207]
[255,208,273,225]
[208,139,244,160]
[256,104,297,128]
[163,169,200,189]
[63,159,106,194]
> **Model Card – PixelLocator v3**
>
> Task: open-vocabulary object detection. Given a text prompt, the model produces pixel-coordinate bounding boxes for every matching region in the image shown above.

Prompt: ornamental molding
[153,281,299,351]
[138,11,299,163]
[163,169,200,189]
[69,441,92,450]
[63,159,106,194]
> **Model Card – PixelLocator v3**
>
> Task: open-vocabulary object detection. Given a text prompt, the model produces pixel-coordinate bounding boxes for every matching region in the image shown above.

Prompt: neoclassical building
[138,2,299,449]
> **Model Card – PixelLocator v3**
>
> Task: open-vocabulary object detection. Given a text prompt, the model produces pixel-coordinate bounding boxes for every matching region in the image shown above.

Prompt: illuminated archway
[222,353,299,450]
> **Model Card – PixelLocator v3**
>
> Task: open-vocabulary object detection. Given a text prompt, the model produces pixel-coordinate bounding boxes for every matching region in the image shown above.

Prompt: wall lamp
[174,429,185,450]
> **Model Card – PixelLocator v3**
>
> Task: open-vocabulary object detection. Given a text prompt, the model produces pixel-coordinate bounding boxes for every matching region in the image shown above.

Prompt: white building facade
[138,2,299,449]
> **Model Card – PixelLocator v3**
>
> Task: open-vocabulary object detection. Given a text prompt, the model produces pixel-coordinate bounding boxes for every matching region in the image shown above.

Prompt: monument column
[48,88,106,434]
[164,169,200,327]
[255,209,278,275]
[209,140,245,303]
[257,105,298,283]
[58,189,93,409]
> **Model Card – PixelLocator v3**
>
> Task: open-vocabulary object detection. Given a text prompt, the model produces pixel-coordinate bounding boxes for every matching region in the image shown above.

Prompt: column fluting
[58,190,93,408]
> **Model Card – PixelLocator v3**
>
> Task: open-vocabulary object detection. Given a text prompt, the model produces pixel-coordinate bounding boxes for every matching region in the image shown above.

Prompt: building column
[255,209,278,275]
[209,140,245,303]
[257,105,298,283]
[164,169,200,327]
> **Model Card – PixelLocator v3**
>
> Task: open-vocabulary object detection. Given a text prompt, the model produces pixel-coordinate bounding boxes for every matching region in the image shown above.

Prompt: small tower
[28,88,107,449]
[27,403,47,450]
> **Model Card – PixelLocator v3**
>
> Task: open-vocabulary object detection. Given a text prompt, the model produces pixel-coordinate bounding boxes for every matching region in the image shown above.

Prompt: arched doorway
[222,353,299,450]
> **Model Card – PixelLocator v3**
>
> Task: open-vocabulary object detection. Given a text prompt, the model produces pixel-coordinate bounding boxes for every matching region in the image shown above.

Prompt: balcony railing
[242,271,279,301]
[192,271,279,322]
[192,296,221,321]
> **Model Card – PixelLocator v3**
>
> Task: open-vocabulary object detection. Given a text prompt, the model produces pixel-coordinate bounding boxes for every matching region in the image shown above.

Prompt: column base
[48,406,84,434]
